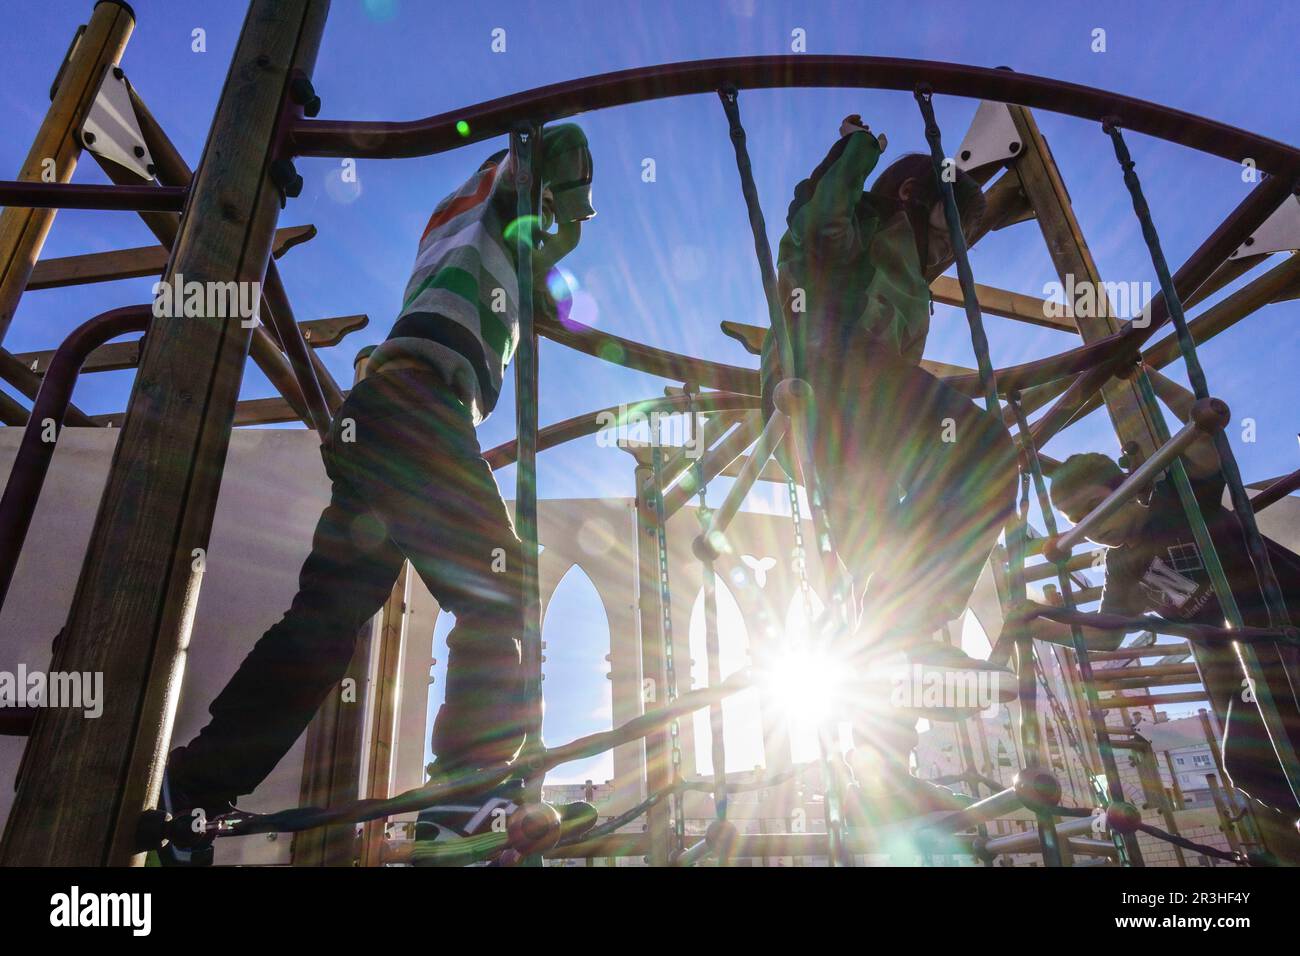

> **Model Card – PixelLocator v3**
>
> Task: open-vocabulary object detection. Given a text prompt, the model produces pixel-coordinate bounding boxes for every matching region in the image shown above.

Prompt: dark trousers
[169,368,526,809]
[775,352,1016,759]
[809,354,1017,650]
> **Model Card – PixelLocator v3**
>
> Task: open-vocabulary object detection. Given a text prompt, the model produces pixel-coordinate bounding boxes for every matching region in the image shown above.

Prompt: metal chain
[689,392,729,823]
[649,426,686,851]
[787,477,815,642]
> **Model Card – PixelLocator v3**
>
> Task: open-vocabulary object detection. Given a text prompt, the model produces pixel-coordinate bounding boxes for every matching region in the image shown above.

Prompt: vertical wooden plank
[0,0,332,867]
[359,565,408,866]
[290,637,368,867]
[0,0,134,346]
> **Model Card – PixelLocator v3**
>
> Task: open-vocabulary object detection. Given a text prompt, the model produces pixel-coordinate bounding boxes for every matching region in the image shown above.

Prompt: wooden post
[1163,751,1185,809]
[1134,737,1186,866]
[1005,105,1161,459]
[0,0,331,867]
[0,0,135,346]
[358,565,409,867]
[291,639,368,867]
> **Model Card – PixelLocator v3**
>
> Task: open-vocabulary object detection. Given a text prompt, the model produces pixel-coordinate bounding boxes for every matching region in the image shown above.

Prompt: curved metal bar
[289,56,1300,178]
[482,390,757,470]
[539,309,1142,400]
[1250,467,1300,514]
[0,180,188,212]
[536,313,758,394]
[205,668,754,839]
[1025,604,1300,647]
[0,304,153,609]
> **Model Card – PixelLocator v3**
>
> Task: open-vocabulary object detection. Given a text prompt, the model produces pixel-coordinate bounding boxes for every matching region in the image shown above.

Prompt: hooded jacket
[761,130,934,409]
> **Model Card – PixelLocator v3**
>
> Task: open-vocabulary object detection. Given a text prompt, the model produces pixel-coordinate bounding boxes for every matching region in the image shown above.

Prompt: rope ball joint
[1040,534,1071,565]
[1190,396,1231,434]
[772,377,813,417]
[705,818,740,856]
[1012,768,1062,814]
[692,532,722,562]
[1105,800,1143,835]
[506,802,563,856]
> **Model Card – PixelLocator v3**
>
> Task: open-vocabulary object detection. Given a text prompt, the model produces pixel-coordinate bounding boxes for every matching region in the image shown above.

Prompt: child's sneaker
[410,777,527,867]
[154,771,223,867]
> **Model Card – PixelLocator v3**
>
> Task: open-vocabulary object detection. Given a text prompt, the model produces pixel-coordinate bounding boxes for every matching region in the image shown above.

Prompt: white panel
[0,428,331,865]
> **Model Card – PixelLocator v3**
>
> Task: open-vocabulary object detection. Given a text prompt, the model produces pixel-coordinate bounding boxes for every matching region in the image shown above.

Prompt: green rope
[716,84,852,864]
[916,87,1064,866]
[914,88,1000,414]
[1009,391,1142,866]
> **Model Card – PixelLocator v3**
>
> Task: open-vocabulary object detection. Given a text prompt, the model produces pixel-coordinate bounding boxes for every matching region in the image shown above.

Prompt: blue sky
[4,1,1297,780]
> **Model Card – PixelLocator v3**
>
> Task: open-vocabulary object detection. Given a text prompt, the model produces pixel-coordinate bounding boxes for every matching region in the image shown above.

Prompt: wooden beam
[291,629,368,867]
[1097,692,1209,710]
[1006,105,1162,460]
[24,224,316,290]
[93,395,310,428]
[89,82,315,426]
[359,565,409,867]
[0,347,92,425]
[1085,643,1192,661]
[0,2,135,346]
[1094,674,1206,692]
[930,275,1075,332]
[0,0,331,867]
[1023,551,1101,583]
[715,320,976,380]
[13,313,367,378]
[1091,663,1201,684]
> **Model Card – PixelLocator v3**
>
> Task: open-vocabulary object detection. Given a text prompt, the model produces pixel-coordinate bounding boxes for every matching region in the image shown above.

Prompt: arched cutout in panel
[540,563,615,785]
[688,581,764,775]
[780,588,828,765]
[422,607,456,775]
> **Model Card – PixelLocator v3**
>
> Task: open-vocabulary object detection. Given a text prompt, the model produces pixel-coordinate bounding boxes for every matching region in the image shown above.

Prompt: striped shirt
[369,125,592,424]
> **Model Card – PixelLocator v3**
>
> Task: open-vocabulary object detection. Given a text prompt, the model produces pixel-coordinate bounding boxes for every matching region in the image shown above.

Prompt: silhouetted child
[762,115,1016,817]
[161,125,594,863]
[1040,370,1300,811]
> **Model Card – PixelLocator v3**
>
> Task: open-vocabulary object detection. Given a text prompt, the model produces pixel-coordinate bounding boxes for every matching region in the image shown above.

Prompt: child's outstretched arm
[792,115,887,260]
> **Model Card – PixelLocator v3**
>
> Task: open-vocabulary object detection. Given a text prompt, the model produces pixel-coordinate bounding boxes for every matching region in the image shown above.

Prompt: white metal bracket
[955,101,1023,171]
[79,66,155,181]
[1230,194,1300,259]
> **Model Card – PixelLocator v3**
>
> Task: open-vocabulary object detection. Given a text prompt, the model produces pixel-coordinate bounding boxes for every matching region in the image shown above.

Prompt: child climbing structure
[0,1,1298,867]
